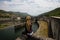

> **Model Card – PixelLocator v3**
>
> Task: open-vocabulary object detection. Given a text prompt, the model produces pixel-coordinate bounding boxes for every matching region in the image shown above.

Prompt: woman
[22,16,33,37]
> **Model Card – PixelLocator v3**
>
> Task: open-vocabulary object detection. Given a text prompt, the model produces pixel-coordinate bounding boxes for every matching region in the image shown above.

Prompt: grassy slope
[38,7,60,17]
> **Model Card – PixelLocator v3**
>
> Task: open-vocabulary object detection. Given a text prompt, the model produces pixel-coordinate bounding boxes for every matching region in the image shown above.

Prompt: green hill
[38,7,60,17]
[0,10,30,18]
[13,12,30,18]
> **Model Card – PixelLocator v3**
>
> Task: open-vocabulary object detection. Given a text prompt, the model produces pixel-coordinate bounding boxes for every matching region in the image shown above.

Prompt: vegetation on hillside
[0,10,30,28]
[0,10,30,18]
[0,10,16,18]
[0,22,13,28]
[38,7,60,17]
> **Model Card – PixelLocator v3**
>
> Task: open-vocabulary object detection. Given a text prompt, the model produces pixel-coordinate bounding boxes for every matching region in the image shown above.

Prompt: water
[15,23,39,39]
[0,23,39,40]
[0,26,16,40]
[32,23,39,33]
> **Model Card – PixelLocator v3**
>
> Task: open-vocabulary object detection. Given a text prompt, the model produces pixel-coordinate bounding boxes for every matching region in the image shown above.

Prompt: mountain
[13,12,30,18]
[38,7,60,17]
[0,10,30,18]
[0,10,16,18]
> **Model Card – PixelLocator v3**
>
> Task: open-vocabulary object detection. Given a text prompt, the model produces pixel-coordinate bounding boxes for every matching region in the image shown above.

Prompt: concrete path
[16,20,54,40]
[16,36,54,40]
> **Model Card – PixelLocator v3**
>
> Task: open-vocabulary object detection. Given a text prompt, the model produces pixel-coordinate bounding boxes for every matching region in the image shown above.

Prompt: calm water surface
[0,23,39,40]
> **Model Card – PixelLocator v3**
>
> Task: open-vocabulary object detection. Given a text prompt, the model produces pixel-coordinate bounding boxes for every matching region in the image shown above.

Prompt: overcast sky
[0,0,60,16]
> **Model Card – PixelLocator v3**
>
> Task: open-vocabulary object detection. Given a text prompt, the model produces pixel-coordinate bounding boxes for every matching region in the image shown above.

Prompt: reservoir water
[0,23,39,40]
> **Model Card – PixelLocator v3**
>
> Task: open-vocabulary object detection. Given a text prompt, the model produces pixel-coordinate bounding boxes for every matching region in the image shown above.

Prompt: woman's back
[25,16,32,33]
[25,20,32,33]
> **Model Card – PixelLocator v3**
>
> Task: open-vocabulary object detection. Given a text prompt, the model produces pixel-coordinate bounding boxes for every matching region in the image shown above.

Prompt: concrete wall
[50,18,60,40]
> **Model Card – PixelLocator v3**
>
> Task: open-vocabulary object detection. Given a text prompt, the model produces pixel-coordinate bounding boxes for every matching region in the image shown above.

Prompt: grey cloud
[0,0,60,16]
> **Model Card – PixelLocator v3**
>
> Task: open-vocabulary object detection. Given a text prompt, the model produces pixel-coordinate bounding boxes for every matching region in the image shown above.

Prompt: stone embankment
[16,20,54,40]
